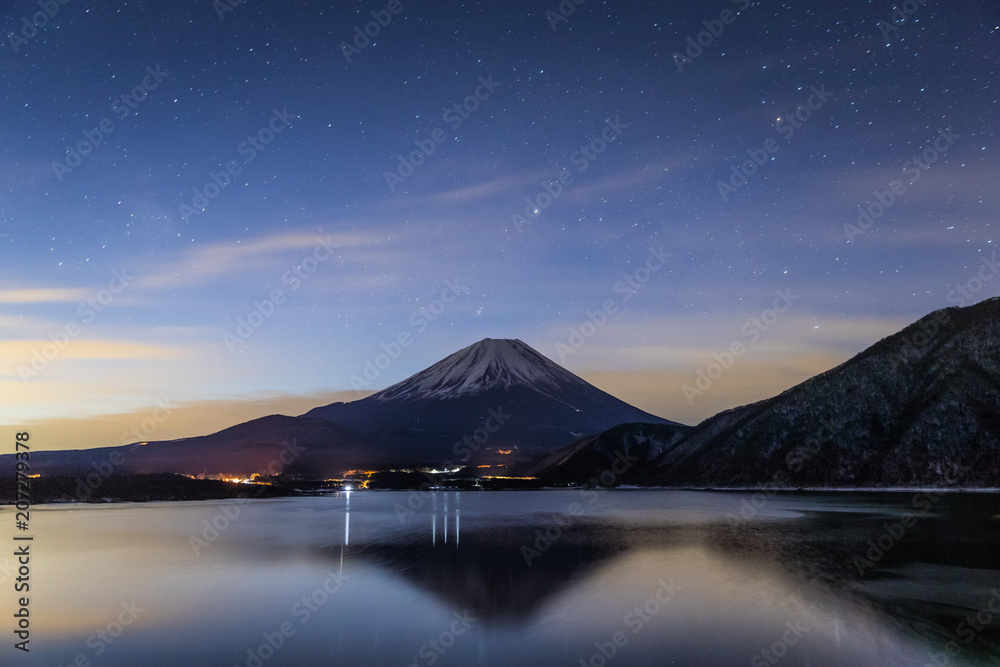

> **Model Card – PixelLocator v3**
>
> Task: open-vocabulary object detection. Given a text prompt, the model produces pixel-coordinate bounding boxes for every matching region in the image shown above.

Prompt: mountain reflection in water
[14,490,1000,666]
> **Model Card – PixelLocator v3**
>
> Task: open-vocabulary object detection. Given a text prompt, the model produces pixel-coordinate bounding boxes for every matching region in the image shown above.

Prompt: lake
[6,490,1000,666]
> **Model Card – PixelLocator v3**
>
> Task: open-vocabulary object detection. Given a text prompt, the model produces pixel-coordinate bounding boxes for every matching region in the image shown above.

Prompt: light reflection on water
[6,490,1000,666]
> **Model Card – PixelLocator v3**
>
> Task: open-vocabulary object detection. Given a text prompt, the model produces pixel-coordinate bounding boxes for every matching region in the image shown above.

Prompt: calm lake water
[5,490,1000,666]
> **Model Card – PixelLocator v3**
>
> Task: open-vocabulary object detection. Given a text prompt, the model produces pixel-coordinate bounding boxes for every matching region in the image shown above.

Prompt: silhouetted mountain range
[4,299,998,494]
[536,298,1000,488]
[6,338,677,482]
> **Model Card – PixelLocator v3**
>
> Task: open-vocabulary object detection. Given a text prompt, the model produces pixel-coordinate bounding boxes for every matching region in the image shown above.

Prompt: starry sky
[1,0,997,450]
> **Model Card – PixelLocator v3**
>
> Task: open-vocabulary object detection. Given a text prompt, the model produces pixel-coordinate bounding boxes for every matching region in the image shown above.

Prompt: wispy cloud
[0,315,54,333]
[135,229,388,289]
[0,339,187,366]
[395,154,701,211]
[561,154,702,202]
[395,168,554,207]
[0,288,94,304]
[0,389,375,451]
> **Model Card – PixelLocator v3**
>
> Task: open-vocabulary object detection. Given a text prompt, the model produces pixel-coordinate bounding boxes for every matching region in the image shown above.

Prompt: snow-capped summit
[300,337,682,465]
[373,338,591,402]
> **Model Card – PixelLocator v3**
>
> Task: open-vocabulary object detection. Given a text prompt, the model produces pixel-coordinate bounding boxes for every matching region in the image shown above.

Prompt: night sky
[1,0,997,449]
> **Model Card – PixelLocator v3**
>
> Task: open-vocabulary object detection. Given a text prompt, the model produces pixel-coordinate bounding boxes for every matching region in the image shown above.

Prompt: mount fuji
[7,338,683,482]
[10,299,998,493]
[303,338,685,467]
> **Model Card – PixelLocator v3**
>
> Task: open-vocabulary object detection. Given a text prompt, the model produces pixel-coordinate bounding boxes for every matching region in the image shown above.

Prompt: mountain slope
[303,338,682,466]
[372,338,592,402]
[654,298,1000,488]
[4,338,681,482]
[524,422,690,484]
[16,415,381,479]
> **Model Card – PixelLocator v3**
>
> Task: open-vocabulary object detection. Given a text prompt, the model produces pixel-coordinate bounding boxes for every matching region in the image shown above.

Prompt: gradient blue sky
[1,0,997,449]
